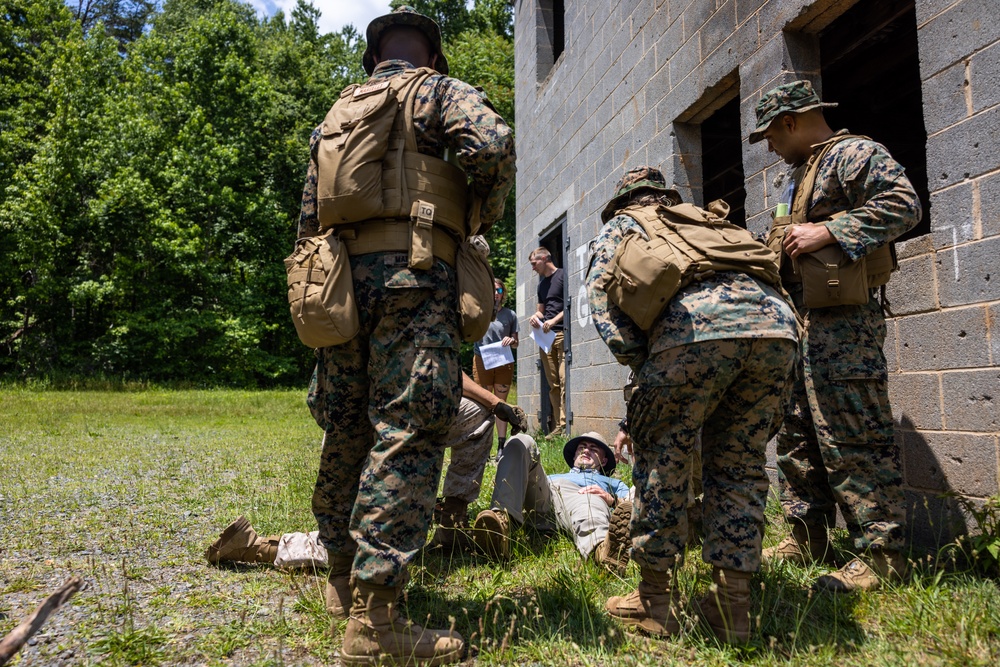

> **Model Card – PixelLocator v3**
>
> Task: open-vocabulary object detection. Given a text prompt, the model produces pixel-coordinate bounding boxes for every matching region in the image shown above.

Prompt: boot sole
[472,513,508,560]
[608,615,680,638]
[339,645,464,667]
[205,515,251,564]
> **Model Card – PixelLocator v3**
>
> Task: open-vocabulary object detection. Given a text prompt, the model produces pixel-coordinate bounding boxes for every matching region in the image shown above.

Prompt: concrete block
[917,0,1000,77]
[926,105,1000,188]
[971,39,1000,112]
[930,181,975,249]
[920,61,968,135]
[702,1,737,59]
[682,0,716,42]
[937,236,1000,307]
[736,0,767,24]
[979,170,1000,238]
[941,369,1000,432]
[669,35,701,94]
[897,306,990,371]
[643,1,673,55]
[886,254,938,316]
[884,318,900,373]
[903,430,997,497]
[889,372,942,430]
[896,233,935,261]
[743,170,766,220]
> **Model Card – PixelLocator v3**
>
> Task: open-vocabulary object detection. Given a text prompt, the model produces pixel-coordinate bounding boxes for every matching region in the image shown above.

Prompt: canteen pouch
[409,200,435,270]
[796,245,869,309]
[605,231,684,331]
[455,239,497,343]
[284,232,360,348]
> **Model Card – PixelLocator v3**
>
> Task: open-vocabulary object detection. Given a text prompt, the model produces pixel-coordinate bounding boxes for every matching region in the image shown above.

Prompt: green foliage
[947,493,1000,576]
[0,0,513,386]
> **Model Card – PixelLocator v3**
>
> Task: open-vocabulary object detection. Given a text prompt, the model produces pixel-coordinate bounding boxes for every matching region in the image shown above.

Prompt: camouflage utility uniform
[587,169,799,574]
[298,59,515,589]
[774,131,920,553]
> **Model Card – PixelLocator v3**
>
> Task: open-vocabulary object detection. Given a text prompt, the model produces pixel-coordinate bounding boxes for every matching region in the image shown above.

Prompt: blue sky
[246,0,392,36]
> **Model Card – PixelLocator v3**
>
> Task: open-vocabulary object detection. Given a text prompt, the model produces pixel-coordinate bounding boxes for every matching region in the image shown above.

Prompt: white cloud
[246,0,392,37]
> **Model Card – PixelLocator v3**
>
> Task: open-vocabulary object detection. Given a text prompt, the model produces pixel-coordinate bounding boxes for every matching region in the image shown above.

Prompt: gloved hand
[493,402,528,435]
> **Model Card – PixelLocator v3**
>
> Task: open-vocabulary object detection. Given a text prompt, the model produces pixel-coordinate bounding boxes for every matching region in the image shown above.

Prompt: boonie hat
[748,79,837,144]
[363,5,449,75]
[563,432,617,477]
[601,166,681,222]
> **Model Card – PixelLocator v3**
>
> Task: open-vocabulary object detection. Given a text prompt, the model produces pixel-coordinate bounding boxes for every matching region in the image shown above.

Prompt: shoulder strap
[792,134,869,221]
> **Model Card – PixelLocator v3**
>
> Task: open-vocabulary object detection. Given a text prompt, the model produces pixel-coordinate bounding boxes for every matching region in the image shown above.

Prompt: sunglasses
[496,287,504,294]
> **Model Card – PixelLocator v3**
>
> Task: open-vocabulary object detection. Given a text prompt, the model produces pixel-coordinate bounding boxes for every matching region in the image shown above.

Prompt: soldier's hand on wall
[494,402,528,435]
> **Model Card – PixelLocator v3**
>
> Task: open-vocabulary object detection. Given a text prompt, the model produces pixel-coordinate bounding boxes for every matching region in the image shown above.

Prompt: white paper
[479,341,514,370]
[530,326,556,353]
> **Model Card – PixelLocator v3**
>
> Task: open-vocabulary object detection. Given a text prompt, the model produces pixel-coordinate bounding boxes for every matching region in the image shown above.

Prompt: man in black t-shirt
[529,247,566,434]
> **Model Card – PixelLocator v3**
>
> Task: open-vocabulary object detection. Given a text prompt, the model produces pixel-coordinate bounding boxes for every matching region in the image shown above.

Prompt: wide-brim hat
[563,432,616,477]
[748,79,837,144]
[600,166,681,222]
[363,6,449,76]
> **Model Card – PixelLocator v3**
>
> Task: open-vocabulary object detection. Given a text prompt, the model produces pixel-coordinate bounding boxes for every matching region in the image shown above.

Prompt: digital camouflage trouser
[308,252,461,588]
[628,337,797,573]
[776,296,906,552]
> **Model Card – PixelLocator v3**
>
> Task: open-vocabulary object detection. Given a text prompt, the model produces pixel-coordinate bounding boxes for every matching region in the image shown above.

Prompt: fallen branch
[0,577,83,666]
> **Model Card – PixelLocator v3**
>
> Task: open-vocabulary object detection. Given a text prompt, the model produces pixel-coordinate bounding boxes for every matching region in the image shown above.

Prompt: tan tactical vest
[315,68,468,241]
[767,134,896,288]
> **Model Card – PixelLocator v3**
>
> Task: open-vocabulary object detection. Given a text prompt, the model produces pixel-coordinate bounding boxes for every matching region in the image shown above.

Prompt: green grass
[1,388,998,666]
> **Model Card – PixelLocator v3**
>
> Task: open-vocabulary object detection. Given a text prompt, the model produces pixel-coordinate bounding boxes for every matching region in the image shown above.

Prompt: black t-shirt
[536,267,565,332]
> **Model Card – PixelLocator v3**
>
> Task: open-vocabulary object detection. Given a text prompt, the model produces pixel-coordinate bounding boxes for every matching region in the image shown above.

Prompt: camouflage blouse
[587,214,799,371]
[298,60,516,239]
[796,129,921,261]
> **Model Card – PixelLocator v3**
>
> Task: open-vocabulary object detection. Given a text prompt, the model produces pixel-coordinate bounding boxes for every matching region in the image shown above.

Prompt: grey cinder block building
[511,0,999,545]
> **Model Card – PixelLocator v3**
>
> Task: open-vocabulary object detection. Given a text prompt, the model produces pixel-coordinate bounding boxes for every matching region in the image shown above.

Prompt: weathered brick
[903,430,997,497]
[896,306,989,371]
[736,0,768,24]
[884,318,900,373]
[930,181,975,249]
[886,254,938,316]
[971,36,1000,112]
[979,170,1000,238]
[903,489,973,550]
[917,0,1000,77]
[920,61,968,135]
[926,105,1000,188]
[889,372,942,430]
[941,369,1000,432]
[936,236,1000,307]
[702,1,737,59]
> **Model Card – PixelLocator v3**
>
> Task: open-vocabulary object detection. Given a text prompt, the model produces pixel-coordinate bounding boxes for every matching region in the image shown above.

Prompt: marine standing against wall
[296,6,515,665]
[750,79,921,592]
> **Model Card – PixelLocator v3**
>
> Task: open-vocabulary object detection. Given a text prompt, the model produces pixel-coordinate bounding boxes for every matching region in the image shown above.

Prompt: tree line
[0,0,515,386]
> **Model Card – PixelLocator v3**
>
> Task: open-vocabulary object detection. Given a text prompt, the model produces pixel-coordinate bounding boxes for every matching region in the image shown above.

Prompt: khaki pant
[539,331,566,434]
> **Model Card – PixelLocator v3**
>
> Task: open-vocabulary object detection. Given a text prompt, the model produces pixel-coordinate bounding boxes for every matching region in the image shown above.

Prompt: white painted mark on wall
[575,242,593,328]
[938,226,963,282]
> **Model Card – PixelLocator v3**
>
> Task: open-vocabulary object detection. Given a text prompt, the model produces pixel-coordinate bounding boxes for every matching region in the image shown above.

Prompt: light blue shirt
[548,468,630,499]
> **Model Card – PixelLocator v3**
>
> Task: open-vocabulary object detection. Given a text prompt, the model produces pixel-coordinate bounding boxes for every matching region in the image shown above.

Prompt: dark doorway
[702,95,747,228]
[536,219,567,435]
[820,0,929,240]
[537,0,565,81]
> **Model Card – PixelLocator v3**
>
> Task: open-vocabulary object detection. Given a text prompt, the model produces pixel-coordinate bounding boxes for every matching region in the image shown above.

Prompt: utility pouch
[455,239,497,343]
[605,231,684,331]
[796,245,869,309]
[284,231,360,348]
[409,200,435,270]
[767,215,800,281]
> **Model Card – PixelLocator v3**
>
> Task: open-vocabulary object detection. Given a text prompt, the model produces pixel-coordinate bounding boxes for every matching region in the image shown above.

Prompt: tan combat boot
[605,565,681,637]
[205,516,279,565]
[694,567,752,644]
[762,522,836,566]
[593,500,632,575]
[326,551,354,620]
[430,497,472,553]
[472,508,510,560]
[341,581,465,666]
[814,550,908,593]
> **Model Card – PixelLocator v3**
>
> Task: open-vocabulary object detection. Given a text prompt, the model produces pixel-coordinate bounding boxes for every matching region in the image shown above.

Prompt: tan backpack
[603,201,781,330]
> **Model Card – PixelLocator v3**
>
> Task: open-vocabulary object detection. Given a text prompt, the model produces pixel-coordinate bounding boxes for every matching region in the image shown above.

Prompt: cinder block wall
[513,0,999,545]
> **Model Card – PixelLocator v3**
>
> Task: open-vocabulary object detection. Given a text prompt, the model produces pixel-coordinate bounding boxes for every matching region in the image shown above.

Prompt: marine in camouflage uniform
[587,167,798,642]
[750,80,921,592]
[297,6,514,665]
